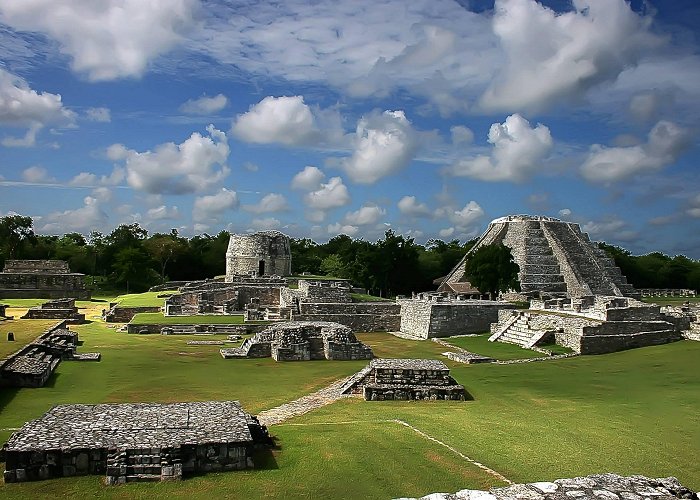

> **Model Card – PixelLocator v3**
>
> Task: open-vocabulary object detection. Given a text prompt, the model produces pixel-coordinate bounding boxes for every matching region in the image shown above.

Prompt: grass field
[129,312,248,325]
[442,334,543,360]
[0,292,698,498]
[114,291,176,307]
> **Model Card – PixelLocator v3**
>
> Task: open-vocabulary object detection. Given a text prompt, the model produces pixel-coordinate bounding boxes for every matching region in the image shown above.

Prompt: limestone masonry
[21,298,85,324]
[0,260,90,300]
[0,321,100,388]
[226,230,292,279]
[220,321,373,361]
[489,295,683,354]
[3,401,271,484]
[341,358,467,401]
[439,215,638,300]
[399,473,697,500]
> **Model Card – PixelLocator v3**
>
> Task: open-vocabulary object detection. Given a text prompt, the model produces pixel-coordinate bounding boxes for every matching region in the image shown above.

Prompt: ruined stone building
[439,215,638,301]
[226,231,292,279]
[0,260,90,299]
[3,401,270,484]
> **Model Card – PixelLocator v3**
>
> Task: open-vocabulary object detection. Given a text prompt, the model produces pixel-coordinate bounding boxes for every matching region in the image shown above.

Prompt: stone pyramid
[439,215,638,299]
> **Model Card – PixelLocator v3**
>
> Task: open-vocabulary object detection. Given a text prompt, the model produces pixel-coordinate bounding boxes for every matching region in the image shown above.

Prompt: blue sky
[1,0,699,257]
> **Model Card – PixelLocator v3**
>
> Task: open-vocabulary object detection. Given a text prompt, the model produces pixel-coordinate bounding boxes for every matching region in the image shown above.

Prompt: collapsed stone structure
[164,277,400,332]
[400,473,698,500]
[220,321,373,361]
[3,400,271,484]
[0,260,90,299]
[21,298,85,324]
[398,293,516,338]
[341,358,467,401]
[490,295,683,354]
[439,215,638,301]
[226,231,292,279]
[0,321,100,387]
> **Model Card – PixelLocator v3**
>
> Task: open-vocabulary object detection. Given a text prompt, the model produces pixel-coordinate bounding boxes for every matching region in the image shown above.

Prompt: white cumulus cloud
[327,222,359,237]
[243,193,289,214]
[37,196,107,233]
[232,96,321,146]
[480,0,662,112]
[109,125,230,194]
[343,205,385,226]
[193,188,239,222]
[397,196,432,218]
[0,0,195,81]
[304,177,351,210]
[291,166,325,191]
[447,114,553,182]
[22,166,53,183]
[249,217,282,231]
[180,94,229,115]
[147,205,180,220]
[581,121,691,183]
[342,110,418,184]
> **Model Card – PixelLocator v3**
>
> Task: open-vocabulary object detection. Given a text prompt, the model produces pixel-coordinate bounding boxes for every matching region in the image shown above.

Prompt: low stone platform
[398,473,697,499]
[0,322,100,387]
[21,298,85,324]
[3,400,271,484]
[342,358,467,401]
[220,321,373,361]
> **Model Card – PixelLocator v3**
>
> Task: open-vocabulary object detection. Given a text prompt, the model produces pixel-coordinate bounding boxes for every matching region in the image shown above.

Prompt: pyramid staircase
[106,447,182,484]
[516,223,568,296]
[488,312,550,348]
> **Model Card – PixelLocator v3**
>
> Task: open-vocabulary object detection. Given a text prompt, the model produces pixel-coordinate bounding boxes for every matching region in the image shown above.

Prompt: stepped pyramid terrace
[439,215,638,300]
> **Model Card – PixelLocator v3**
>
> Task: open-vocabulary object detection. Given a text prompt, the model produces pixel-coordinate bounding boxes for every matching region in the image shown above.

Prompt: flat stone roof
[5,401,253,451]
[370,358,449,370]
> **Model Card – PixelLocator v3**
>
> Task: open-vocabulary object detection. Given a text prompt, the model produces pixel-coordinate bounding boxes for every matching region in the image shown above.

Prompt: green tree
[0,214,35,264]
[463,243,520,299]
[111,247,159,293]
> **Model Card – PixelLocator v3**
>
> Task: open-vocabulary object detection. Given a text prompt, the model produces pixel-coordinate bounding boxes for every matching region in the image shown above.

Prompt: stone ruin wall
[398,296,515,338]
[294,302,401,332]
[225,231,291,280]
[405,474,697,500]
[3,260,70,273]
[104,305,161,323]
[296,280,352,303]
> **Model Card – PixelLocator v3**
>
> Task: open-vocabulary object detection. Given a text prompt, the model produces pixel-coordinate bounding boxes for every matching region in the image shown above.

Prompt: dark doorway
[258,260,265,276]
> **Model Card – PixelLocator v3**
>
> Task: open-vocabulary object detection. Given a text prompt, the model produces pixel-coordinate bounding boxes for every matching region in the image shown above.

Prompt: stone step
[125,474,162,483]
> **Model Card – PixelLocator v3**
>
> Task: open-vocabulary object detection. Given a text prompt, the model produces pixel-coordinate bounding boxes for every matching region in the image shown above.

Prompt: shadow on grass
[0,386,20,414]
[42,372,61,388]
[463,388,475,401]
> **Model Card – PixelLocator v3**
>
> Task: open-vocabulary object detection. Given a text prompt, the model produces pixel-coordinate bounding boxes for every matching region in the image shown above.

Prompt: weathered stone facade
[220,321,373,361]
[21,298,85,324]
[490,296,682,354]
[0,322,100,387]
[341,358,467,401]
[103,305,161,323]
[226,231,291,279]
[2,401,271,484]
[398,293,516,338]
[439,215,638,300]
[0,260,90,299]
[399,473,698,500]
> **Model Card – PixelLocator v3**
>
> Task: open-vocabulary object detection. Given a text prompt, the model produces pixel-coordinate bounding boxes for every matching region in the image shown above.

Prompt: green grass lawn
[642,296,700,306]
[442,334,544,360]
[0,319,60,358]
[0,315,698,498]
[115,291,177,307]
[129,312,248,325]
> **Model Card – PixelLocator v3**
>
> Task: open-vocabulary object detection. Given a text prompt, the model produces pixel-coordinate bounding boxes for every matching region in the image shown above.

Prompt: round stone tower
[225,231,292,280]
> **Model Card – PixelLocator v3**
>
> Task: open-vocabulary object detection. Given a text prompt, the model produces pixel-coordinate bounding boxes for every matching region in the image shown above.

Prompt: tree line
[1,214,698,295]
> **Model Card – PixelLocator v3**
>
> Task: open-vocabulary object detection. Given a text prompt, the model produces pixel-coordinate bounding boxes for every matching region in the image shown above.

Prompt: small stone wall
[104,305,161,323]
[0,260,90,299]
[294,302,400,332]
[342,358,467,401]
[21,298,85,324]
[398,296,515,338]
[401,473,697,500]
[126,323,267,335]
